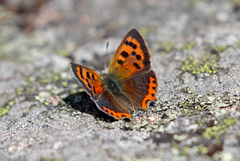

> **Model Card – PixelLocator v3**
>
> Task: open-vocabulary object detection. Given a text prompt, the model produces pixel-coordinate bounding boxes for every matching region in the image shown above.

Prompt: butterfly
[70,28,157,119]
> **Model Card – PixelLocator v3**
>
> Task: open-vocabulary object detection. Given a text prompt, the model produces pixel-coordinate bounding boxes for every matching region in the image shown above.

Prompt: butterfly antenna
[104,41,109,71]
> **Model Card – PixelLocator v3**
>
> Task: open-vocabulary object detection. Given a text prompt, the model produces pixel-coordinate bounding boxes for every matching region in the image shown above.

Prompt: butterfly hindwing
[70,63,104,100]
[108,28,151,80]
[121,70,157,109]
[95,90,131,119]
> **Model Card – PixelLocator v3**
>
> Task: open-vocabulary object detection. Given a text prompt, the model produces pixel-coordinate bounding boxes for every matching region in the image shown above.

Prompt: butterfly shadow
[63,92,117,122]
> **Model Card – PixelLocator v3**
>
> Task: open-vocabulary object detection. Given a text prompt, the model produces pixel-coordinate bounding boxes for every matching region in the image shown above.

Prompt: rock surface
[0,0,240,161]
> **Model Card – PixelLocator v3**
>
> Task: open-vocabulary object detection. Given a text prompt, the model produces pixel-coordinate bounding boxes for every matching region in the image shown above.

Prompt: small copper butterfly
[70,28,157,119]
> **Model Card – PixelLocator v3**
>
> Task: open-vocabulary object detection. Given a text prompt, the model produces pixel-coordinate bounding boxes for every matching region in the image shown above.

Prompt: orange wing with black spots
[108,29,151,80]
[70,63,104,100]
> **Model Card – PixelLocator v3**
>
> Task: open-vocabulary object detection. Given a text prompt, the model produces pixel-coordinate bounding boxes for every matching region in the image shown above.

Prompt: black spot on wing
[127,41,137,50]
[121,51,129,58]
[79,67,84,79]
[133,63,141,69]
[118,60,123,65]
[136,55,141,60]
[91,74,96,80]
[132,44,137,49]
[129,42,133,47]
[86,72,91,79]
[87,83,92,89]
[131,51,136,56]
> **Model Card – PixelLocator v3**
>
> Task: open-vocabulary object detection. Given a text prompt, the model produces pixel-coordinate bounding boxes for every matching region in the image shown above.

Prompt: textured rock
[0,0,240,161]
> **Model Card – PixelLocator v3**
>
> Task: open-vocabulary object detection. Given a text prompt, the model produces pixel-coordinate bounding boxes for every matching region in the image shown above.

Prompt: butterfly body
[102,74,122,94]
[71,28,157,119]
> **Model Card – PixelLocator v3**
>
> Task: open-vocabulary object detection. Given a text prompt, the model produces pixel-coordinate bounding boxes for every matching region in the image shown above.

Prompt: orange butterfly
[70,28,157,119]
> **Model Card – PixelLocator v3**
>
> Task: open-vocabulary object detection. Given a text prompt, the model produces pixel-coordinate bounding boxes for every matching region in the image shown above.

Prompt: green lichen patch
[0,106,10,117]
[17,87,24,96]
[0,53,6,60]
[0,101,15,117]
[203,118,238,140]
[189,0,198,5]
[59,49,70,57]
[232,40,240,48]
[38,72,61,85]
[23,76,36,84]
[204,94,240,112]
[138,26,157,37]
[211,44,227,53]
[61,81,68,88]
[70,89,77,94]
[180,42,196,50]
[157,41,175,54]
[39,157,66,161]
[182,147,190,155]
[121,116,175,135]
[198,144,209,155]
[178,92,240,115]
[180,54,220,75]
[179,94,199,112]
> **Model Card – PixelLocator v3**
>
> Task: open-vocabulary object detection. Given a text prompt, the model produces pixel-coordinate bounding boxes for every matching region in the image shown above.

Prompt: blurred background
[1,1,240,160]
[1,0,240,62]
[1,0,240,107]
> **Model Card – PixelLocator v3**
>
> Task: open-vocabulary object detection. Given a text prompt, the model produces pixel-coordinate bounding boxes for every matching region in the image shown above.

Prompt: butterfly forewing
[70,63,104,100]
[108,29,151,80]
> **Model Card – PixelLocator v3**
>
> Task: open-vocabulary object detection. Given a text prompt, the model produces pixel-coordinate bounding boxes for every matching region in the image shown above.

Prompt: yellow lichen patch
[203,118,238,143]
[198,144,209,154]
[212,44,227,52]
[138,26,156,37]
[157,41,175,54]
[0,101,15,117]
[181,42,196,50]
[180,55,220,75]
